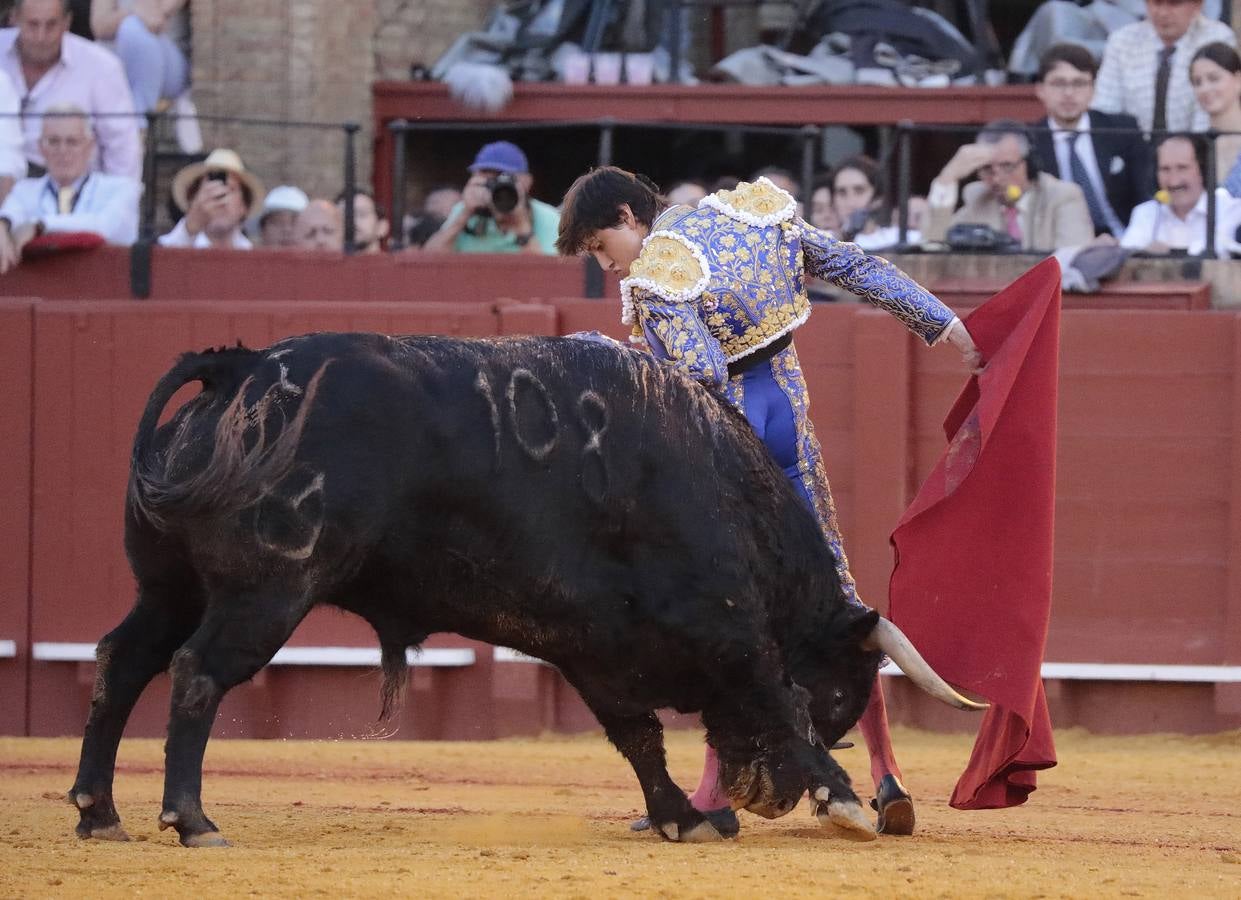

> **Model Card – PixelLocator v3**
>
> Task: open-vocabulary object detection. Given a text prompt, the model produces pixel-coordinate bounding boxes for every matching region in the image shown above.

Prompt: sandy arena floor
[1,727,1238,898]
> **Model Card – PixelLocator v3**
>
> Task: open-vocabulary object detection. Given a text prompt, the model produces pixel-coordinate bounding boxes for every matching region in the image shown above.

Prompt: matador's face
[585,204,648,277]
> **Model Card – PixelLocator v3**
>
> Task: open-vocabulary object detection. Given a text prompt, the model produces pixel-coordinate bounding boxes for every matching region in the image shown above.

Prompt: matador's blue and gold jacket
[620,178,957,389]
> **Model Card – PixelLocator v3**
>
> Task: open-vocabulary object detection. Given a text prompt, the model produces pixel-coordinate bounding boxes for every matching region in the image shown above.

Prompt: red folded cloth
[22,231,106,257]
[888,257,1061,809]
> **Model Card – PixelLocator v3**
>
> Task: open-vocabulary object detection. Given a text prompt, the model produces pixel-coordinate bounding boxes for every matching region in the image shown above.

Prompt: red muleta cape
[889,257,1061,809]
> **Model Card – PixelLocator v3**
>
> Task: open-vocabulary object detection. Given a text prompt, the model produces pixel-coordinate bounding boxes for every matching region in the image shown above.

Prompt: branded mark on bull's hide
[506,369,559,462]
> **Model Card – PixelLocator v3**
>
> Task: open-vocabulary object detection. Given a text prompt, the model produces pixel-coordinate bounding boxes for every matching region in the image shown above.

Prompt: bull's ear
[843,608,881,646]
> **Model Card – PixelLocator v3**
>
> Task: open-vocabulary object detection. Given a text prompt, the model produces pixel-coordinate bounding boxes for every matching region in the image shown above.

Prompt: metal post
[1206,130,1218,259]
[799,124,817,208]
[388,119,408,252]
[140,111,159,243]
[131,110,160,299]
[342,122,359,255]
[897,120,912,247]
[668,0,682,85]
[597,119,615,167]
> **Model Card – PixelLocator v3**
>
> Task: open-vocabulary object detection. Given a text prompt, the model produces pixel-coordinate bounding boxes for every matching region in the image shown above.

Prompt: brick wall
[190,0,489,199]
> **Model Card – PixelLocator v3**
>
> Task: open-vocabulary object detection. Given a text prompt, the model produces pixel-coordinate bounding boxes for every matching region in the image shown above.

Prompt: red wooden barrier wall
[0,246,598,304]
[2,251,1240,739]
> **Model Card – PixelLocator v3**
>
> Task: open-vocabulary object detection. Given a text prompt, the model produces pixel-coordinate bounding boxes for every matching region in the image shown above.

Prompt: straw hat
[171,148,266,217]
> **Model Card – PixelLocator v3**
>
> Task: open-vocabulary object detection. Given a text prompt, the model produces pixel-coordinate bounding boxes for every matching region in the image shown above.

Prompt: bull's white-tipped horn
[863,617,989,711]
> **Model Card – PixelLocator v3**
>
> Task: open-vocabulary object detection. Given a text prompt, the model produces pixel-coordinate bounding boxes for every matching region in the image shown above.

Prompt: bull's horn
[863,617,989,711]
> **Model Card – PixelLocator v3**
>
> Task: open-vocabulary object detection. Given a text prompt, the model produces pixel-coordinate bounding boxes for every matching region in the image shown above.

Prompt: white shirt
[0,171,140,244]
[1120,188,1241,256]
[0,69,25,180]
[1094,15,1236,132]
[1048,113,1124,236]
[0,28,141,178]
[159,217,253,249]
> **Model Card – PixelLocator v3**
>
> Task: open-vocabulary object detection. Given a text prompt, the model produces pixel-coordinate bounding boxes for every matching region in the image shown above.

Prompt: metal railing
[1,110,362,297]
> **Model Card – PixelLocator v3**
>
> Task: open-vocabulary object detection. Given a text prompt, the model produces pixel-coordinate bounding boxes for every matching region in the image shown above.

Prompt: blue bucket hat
[468,141,529,174]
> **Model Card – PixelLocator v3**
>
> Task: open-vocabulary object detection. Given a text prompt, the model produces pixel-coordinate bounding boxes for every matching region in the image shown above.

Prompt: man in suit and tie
[1031,43,1153,238]
[924,119,1095,252]
[0,102,140,273]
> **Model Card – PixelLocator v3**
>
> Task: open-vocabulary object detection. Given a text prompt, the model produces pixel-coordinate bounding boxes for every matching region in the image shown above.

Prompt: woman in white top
[1190,41,1241,197]
[90,0,189,113]
[831,155,922,251]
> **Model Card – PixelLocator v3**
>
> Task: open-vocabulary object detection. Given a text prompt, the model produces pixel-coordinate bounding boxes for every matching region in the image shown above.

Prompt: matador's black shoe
[630,807,740,838]
[870,774,915,835]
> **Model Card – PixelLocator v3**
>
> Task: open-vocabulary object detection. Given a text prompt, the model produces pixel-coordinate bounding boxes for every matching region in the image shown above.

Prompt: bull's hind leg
[158,592,309,847]
[70,593,201,841]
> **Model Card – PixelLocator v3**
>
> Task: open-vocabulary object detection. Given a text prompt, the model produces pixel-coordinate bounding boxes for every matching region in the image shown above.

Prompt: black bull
[69,332,978,847]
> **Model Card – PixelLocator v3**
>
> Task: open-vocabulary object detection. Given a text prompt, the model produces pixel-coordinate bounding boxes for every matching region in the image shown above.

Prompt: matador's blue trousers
[723,342,862,607]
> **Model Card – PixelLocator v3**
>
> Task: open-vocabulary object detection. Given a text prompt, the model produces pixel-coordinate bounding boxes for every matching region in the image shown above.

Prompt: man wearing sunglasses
[924,119,1095,252]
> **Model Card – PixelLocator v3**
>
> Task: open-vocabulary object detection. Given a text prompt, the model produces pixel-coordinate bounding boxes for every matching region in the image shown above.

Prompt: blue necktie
[1068,132,1111,235]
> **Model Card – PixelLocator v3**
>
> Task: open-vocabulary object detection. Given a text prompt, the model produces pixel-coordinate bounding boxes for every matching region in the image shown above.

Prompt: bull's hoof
[636,807,738,840]
[159,809,228,847]
[80,823,132,842]
[70,791,129,841]
[679,820,725,843]
[813,790,877,842]
[871,774,915,836]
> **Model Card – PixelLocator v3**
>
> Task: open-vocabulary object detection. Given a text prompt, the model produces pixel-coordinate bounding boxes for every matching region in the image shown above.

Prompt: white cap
[261,185,309,218]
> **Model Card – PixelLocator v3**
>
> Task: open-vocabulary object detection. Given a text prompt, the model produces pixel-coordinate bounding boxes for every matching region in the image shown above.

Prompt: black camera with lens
[474,173,521,217]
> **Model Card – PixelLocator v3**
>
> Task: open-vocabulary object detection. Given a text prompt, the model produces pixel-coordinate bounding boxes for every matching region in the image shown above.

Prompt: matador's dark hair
[556,166,667,256]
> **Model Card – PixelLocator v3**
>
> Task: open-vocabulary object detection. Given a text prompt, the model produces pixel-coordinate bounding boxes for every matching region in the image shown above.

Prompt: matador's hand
[946,320,983,374]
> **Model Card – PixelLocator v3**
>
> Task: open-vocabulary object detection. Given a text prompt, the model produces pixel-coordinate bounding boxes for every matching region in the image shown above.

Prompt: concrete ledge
[31,642,475,668]
[880,661,1241,683]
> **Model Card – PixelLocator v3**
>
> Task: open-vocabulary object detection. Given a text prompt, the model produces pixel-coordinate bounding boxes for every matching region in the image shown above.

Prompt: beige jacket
[925,171,1094,252]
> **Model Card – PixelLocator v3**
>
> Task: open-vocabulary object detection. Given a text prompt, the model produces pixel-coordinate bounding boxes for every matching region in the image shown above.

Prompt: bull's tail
[129,347,330,531]
[377,641,409,722]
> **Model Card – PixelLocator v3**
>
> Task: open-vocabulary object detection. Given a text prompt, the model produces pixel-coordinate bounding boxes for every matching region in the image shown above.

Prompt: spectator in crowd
[255,184,308,248]
[337,189,389,254]
[0,102,138,270]
[808,172,840,235]
[1031,42,1153,237]
[0,0,141,179]
[665,179,707,207]
[423,141,559,254]
[1121,132,1241,255]
[422,184,461,220]
[1190,42,1241,196]
[749,165,799,198]
[830,155,919,250]
[0,68,25,202]
[403,211,443,248]
[925,120,1095,251]
[89,0,189,114]
[1094,0,1235,133]
[159,148,262,249]
[297,198,343,252]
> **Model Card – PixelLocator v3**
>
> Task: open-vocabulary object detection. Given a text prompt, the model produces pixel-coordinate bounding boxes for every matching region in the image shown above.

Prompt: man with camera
[423,141,559,255]
[159,148,263,250]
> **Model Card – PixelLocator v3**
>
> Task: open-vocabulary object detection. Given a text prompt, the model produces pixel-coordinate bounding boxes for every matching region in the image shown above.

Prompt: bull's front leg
[706,688,876,841]
[581,701,724,843]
